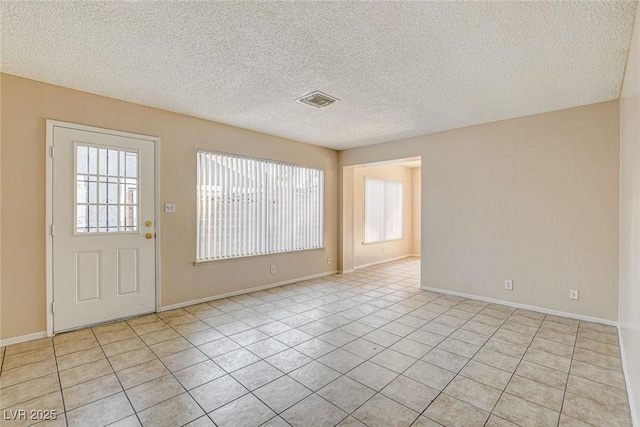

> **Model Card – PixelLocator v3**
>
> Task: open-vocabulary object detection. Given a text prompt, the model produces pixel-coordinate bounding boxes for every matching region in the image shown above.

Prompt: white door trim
[46,120,161,336]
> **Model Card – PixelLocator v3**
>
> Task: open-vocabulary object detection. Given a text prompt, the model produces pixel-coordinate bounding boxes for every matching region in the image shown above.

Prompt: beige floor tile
[116,359,170,390]
[529,337,574,358]
[183,328,224,346]
[317,375,376,413]
[56,346,105,371]
[4,337,53,357]
[483,337,528,358]
[436,337,481,358]
[389,338,432,359]
[62,373,122,410]
[500,320,538,336]
[1,390,64,427]
[134,319,172,337]
[101,336,146,357]
[341,338,385,359]
[558,414,593,427]
[562,392,632,427]
[254,375,312,412]
[370,348,417,373]
[2,346,55,370]
[59,359,113,388]
[337,416,368,427]
[66,392,134,427]
[566,374,630,410]
[381,375,439,412]
[109,347,157,372]
[137,392,205,427]
[523,348,571,372]
[174,360,226,390]
[515,360,568,390]
[444,375,502,412]
[346,361,398,391]
[570,360,626,389]
[54,336,99,357]
[94,327,137,346]
[53,329,94,345]
[0,358,57,389]
[575,336,620,357]
[573,347,622,371]
[138,327,180,346]
[197,337,241,359]
[210,393,275,427]
[352,394,419,427]
[109,414,142,426]
[473,348,520,373]
[423,394,489,427]
[0,259,633,427]
[281,394,348,427]
[421,348,469,373]
[125,374,185,412]
[212,348,260,372]
[505,375,564,411]
[0,373,59,409]
[190,375,248,412]
[149,337,193,358]
[493,393,559,427]
[288,361,341,391]
[404,360,455,390]
[577,329,618,345]
[183,416,216,427]
[231,360,283,391]
[459,360,511,390]
[485,415,520,426]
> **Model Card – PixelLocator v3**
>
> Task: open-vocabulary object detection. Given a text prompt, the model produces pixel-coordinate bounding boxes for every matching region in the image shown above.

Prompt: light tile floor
[0,258,633,427]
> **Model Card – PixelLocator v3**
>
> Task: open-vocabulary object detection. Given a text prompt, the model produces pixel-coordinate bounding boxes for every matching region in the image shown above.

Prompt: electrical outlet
[270,265,276,274]
[570,289,579,300]
[327,258,332,265]
[504,280,513,290]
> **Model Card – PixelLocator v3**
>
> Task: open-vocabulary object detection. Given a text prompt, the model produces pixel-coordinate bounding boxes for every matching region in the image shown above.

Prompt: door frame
[46,120,161,336]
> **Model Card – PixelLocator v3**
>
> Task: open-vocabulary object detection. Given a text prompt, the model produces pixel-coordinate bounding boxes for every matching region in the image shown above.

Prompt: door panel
[52,125,156,332]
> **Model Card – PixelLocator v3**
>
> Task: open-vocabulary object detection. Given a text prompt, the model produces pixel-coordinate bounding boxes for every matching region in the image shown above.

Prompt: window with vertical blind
[196,151,324,262]
[364,177,403,243]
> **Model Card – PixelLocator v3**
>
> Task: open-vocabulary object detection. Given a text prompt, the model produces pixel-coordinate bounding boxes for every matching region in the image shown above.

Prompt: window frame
[195,150,325,263]
[362,176,404,244]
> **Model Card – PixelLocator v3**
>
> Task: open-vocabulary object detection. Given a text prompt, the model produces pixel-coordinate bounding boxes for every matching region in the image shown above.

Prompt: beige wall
[341,101,620,321]
[0,74,338,341]
[412,168,421,255]
[352,164,413,268]
[619,5,640,424]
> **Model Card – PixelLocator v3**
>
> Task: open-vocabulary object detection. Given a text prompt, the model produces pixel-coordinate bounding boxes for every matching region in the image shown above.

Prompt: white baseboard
[410,254,421,258]
[160,270,339,312]
[354,254,417,271]
[339,269,355,274]
[0,331,49,348]
[619,328,639,427]
[420,285,618,326]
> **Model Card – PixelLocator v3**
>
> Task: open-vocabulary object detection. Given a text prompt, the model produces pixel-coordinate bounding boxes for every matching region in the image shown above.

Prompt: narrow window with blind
[196,151,324,262]
[364,177,403,243]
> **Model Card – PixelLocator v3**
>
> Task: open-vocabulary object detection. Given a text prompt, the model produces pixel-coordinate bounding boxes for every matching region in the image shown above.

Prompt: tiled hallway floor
[0,258,633,427]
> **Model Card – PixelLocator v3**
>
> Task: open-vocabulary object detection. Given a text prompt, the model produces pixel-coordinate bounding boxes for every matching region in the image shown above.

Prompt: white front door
[51,122,156,332]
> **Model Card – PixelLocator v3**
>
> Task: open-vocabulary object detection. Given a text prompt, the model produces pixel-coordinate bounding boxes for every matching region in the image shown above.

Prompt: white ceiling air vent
[296,91,339,108]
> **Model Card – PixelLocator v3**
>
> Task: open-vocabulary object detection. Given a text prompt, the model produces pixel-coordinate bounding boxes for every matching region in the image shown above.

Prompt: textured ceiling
[1,1,636,150]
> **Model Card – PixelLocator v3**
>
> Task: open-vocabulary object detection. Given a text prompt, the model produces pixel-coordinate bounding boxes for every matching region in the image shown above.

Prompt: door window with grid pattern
[75,144,139,233]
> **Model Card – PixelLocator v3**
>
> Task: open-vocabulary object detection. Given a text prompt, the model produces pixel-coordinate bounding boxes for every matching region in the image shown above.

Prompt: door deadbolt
[145,221,153,227]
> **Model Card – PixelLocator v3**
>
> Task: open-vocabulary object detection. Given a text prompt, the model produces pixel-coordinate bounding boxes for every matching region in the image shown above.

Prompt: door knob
[145,233,153,239]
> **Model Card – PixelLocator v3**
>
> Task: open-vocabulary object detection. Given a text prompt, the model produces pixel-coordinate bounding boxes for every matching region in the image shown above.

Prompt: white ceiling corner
[1,1,636,150]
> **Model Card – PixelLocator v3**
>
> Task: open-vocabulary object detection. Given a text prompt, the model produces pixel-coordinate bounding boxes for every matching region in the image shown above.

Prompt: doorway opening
[341,157,421,285]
